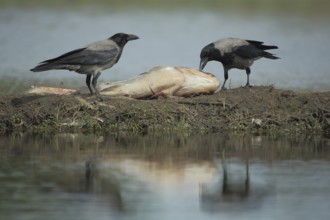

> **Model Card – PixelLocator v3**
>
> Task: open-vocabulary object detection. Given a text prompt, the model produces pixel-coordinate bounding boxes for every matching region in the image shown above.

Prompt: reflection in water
[0,132,330,220]
[85,159,97,193]
[200,156,261,213]
[201,157,250,202]
[84,158,124,212]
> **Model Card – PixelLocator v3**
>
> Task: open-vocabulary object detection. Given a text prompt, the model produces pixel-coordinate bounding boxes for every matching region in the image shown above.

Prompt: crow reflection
[85,159,97,192]
[84,159,124,211]
[199,156,250,212]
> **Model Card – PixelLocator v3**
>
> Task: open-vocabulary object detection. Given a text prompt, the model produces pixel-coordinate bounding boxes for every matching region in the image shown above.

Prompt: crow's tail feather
[259,45,278,50]
[30,63,68,72]
[247,40,278,50]
[262,51,280,59]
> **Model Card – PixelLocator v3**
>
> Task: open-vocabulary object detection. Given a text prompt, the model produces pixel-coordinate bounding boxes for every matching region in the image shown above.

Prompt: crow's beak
[199,58,208,71]
[127,34,139,41]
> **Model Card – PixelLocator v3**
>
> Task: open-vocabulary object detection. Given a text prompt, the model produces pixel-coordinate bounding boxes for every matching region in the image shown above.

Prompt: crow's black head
[199,43,218,71]
[109,33,139,48]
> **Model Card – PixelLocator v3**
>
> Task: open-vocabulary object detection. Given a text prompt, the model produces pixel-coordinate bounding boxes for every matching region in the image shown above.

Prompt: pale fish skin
[27,67,221,98]
[27,86,77,95]
[96,66,220,98]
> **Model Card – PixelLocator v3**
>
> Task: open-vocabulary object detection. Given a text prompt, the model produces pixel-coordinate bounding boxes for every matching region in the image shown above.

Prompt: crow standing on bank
[31,33,139,96]
[199,38,279,91]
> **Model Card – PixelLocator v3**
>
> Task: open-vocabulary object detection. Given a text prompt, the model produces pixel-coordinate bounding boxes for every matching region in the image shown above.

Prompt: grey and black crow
[199,38,279,90]
[31,33,139,96]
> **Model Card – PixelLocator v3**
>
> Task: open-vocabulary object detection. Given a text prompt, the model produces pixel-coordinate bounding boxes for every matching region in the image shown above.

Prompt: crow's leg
[92,72,101,96]
[245,68,252,87]
[86,74,93,95]
[221,69,229,91]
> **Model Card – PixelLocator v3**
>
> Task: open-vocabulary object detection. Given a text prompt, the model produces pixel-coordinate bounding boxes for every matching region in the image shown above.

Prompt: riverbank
[0,86,329,134]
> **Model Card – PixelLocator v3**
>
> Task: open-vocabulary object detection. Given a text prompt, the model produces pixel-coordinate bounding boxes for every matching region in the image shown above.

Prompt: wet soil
[1,86,329,134]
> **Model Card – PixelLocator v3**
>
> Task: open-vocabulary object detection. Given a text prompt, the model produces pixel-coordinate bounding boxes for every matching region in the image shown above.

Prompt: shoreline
[1,86,329,135]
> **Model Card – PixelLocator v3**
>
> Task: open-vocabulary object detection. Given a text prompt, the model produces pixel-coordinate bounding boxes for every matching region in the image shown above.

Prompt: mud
[0,86,329,135]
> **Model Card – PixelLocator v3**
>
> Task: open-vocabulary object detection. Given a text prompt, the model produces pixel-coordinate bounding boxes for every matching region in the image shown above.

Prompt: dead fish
[27,85,77,95]
[27,66,221,98]
[93,66,220,98]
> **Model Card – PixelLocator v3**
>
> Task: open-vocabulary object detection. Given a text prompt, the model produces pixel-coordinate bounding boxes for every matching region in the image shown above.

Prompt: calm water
[0,132,330,220]
[0,7,330,93]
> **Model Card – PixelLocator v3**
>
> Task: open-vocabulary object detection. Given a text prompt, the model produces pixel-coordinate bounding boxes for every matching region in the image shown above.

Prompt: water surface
[0,133,329,220]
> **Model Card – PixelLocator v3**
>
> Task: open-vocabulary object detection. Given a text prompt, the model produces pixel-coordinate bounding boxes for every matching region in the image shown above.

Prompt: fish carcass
[28,66,221,98]
[95,66,220,98]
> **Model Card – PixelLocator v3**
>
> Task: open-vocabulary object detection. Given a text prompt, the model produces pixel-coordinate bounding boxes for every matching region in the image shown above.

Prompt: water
[0,132,330,220]
[0,6,330,93]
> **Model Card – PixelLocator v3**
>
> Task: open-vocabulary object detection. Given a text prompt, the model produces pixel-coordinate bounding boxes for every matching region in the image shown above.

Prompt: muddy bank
[0,86,329,134]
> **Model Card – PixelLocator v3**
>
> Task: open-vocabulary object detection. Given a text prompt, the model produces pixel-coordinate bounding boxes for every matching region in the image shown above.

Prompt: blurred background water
[0,0,330,94]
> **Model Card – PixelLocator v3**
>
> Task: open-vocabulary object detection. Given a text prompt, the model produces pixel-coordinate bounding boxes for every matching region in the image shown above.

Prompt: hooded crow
[199,38,279,90]
[31,33,139,96]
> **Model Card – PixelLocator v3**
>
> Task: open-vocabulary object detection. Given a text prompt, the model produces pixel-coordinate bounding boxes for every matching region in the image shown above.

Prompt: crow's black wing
[41,47,119,65]
[246,40,278,50]
[232,45,263,58]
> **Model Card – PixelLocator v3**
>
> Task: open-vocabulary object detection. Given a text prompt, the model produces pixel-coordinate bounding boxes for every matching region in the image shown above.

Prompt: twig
[177,100,231,109]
